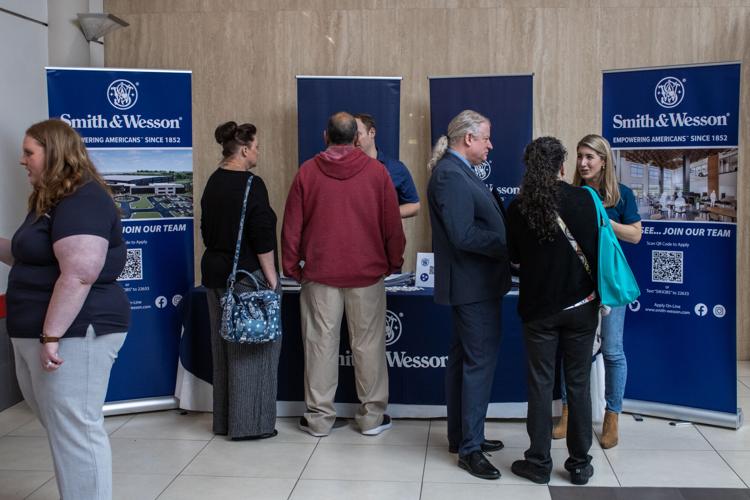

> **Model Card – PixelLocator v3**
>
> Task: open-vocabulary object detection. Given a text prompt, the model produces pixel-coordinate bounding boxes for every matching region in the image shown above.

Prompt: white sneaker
[362,414,392,436]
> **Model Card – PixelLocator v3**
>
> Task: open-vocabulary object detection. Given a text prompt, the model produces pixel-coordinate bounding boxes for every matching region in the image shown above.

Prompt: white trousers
[12,326,126,500]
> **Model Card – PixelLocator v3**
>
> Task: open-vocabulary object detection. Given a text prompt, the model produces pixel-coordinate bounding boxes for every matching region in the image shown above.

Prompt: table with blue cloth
[176,287,530,418]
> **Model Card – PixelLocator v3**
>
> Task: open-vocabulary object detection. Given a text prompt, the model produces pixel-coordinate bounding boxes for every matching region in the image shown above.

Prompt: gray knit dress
[206,271,282,438]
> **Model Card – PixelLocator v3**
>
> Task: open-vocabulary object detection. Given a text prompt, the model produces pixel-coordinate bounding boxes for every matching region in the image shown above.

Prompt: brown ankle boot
[600,411,619,449]
[552,404,568,439]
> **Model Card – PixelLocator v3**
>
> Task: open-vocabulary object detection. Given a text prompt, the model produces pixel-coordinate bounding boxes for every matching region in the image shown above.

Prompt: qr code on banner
[118,248,143,281]
[651,250,683,284]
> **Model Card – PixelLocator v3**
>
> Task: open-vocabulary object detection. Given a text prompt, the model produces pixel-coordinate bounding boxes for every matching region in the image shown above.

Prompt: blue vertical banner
[296,76,401,165]
[602,63,740,426]
[47,68,194,403]
[428,74,533,206]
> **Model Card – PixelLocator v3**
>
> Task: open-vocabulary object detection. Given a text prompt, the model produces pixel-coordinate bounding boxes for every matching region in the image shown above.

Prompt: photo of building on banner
[89,149,193,219]
[602,62,740,427]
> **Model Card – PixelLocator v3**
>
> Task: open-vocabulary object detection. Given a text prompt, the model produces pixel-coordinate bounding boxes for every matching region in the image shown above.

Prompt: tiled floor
[1,363,749,500]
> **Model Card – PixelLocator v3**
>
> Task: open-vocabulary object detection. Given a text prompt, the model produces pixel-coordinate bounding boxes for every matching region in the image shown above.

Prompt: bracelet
[39,335,60,344]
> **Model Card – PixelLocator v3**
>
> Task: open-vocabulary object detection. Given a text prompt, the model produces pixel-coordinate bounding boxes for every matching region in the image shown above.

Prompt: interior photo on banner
[602,62,740,427]
[47,68,194,406]
[428,74,533,207]
[296,76,401,165]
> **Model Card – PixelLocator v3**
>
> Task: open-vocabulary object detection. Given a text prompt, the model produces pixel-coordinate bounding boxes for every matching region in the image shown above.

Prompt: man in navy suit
[427,109,512,480]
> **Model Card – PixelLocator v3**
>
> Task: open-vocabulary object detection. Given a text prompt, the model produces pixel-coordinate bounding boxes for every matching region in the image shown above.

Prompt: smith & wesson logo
[654,76,685,109]
[107,79,138,110]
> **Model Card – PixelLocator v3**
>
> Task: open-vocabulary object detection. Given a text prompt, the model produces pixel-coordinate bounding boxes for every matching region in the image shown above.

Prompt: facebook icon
[694,303,708,317]
[155,296,168,309]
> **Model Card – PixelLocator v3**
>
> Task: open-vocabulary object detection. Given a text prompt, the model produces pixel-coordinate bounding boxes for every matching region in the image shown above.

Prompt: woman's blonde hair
[572,134,621,208]
[25,119,111,217]
[427,109,489,171]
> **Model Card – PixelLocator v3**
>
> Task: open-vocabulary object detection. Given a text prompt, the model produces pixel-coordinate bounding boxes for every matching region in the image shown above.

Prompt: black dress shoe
[458,450,500,480]
[480,439,504,452]
[511,459,550,484]
[449,439,505,454]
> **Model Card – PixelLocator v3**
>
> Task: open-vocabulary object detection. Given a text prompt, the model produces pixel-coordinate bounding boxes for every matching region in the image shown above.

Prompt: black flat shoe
[449,439,504,454]
[570,463,594,485]
[511,459,550,484]
[457,450,500,480]
[231,429,278,441]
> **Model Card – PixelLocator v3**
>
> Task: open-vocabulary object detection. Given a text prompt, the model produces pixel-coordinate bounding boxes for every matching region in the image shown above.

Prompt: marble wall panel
[103,1,750,355]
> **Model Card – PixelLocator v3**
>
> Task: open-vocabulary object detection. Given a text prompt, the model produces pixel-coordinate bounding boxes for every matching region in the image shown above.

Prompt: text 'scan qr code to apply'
[651,250,683,284]
[118,248,143,281]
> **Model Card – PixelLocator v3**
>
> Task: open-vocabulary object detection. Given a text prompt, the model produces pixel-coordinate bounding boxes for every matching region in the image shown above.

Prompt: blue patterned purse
[219,175,282,343]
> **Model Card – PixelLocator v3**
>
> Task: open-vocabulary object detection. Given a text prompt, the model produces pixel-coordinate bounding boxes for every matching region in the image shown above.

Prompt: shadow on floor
[550,487,750,500]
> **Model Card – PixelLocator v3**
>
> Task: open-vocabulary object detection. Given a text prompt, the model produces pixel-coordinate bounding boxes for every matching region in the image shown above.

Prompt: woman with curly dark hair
[507,136,599,485]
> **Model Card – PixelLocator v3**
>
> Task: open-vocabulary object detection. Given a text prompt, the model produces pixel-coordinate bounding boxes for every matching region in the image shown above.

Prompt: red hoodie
[282,145,406,288]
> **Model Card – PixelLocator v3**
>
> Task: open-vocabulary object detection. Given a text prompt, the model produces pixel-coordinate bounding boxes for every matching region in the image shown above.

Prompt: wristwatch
[39,335,60,344]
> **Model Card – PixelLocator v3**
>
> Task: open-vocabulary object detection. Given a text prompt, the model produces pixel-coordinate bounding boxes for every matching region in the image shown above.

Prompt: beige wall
[103,0,750,357]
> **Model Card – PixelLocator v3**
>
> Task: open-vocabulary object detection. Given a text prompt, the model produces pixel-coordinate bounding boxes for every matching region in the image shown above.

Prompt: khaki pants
[300,279,388,434]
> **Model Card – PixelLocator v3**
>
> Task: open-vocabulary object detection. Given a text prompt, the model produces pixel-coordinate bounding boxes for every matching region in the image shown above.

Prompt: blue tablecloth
[177,287,530,418]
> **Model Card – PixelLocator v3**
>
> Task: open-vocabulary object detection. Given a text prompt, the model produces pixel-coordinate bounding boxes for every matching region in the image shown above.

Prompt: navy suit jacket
[427,152,512,305]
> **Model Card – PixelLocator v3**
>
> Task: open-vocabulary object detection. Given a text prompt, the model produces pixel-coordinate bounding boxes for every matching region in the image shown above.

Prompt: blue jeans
[560,305,627,413]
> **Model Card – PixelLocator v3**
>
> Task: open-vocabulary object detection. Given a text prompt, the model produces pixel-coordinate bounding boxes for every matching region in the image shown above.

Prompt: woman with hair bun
[0,119,129,499]
[507,136,599,485]
[200,120,281,440]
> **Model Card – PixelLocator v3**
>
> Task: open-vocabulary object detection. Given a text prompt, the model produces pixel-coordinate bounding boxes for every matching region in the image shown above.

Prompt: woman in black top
[507,137,599,486]
[0,119,129,499]
[200,121,281,440]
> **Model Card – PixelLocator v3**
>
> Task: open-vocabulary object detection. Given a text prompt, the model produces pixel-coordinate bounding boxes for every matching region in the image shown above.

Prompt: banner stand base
[623,398,743,429]
[104,396,178,417]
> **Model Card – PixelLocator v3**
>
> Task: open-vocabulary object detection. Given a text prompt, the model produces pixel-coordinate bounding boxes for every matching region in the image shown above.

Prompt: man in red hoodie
[282,111,406,438]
